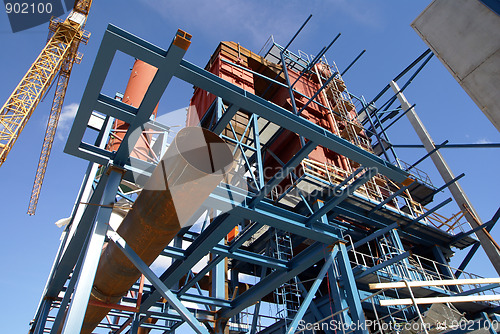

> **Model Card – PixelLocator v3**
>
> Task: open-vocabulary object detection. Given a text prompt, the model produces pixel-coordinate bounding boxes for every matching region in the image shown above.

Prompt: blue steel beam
[107,229,210,334]
[456,283,500,296]
[455,211,497,277]
[250,140,316,205]
[206,187,342,244]
[139,215,240,312]
[287,250,336,334]
[45,169,116,299]
[333,242,368,333]
[406,140,448,171]
[175,59,409,183]
[297,71,338,115]
[368,182,413,215]
[452,207,500,243]
[296,282,335,334]
[332,204,433,246]
[161,243,288,270]
[341,49,366,77]
[307,168,377,225]
[354,251,411,280]
[421,173,465,203]
[218,242,336,320]
[348,222,399,251]
[213,103,239,134]
[403,197,452,230]
[62,166,124,334]
[65,24,189,168]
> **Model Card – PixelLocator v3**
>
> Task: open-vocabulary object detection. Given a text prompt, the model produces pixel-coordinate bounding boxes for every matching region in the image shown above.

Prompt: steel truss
[28,23,499,334]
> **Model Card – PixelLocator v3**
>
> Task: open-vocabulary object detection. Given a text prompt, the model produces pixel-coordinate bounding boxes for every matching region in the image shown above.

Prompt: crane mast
[0,1,92,214]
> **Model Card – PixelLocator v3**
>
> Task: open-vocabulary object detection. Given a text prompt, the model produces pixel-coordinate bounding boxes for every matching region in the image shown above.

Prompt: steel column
[391,80,500,275]
[107,230,210,334]
[61,166,123,334]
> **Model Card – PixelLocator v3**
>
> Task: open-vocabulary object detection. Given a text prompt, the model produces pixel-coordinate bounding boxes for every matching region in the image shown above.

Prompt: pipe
[80,127,234,333]
[108,59,159,157]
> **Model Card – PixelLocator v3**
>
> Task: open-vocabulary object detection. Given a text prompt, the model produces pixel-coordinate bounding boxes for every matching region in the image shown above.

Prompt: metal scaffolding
[28,20,500,334]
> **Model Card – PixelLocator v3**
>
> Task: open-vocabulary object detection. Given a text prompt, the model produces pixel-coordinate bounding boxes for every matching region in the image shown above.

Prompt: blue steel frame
[28,23,495,334]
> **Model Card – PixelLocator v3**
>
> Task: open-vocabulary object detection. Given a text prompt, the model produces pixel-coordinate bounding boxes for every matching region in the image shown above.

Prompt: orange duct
[80,127,234,333]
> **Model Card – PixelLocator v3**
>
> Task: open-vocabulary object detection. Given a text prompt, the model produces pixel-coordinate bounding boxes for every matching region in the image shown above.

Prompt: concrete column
[390,80,500,275]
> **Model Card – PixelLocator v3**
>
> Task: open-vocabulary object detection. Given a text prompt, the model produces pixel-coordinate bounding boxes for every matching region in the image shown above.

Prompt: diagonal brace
[107,230,210,334]
[307,167,377,225]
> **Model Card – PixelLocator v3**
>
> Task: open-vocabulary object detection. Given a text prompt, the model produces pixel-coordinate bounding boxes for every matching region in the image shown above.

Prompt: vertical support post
[432,246,459,292]
[280,50,306,147]
[404,281,429,334]
[33,299,51,334]
[390,229,411,277]
[328,242,368,333]
[335,242,368,333]
[61,165,124,334]
[49,232,89,334]
[130,314,140,334]
[251,114,264,188]
[286,248,336,334]
[481,312,497,334]
[250,264,267,334]
[212,240,226,307]
[391,80,500,275]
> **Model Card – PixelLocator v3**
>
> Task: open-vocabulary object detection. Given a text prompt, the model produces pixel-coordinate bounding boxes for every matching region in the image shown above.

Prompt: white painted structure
[412,0,500,132]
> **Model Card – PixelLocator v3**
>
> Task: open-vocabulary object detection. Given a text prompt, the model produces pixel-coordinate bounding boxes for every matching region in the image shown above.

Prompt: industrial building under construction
[0,1,498,333]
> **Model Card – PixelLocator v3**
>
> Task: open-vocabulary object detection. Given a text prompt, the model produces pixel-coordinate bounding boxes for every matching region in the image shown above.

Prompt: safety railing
[348,244,500,306]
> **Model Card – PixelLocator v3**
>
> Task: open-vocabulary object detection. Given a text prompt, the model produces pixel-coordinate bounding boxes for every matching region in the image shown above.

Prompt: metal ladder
[273,231,301,329]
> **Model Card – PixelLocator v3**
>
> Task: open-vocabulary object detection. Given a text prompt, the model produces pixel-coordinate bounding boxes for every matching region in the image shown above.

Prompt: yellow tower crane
[0,0,93,215]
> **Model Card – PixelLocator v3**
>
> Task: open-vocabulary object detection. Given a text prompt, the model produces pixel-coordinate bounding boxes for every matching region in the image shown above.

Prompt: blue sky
[0,1,499,333]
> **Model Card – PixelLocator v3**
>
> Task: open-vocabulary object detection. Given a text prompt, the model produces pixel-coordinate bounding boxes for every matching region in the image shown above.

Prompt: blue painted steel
[45,168,115,299]
[251,114,265,187]
[307,168,377,225]
[336,243,369,333]
[341,49,366,77]
[175,59,409,183]
[181,293,231,308]
[368,182,413,214]
[349,222,398,251]
[479,0,500,16]
[213,240,226,309]
[452,207,500,243]
[62,166,123,334]
[213,104,239,134]
[296,281,335,334]
[457,283,500,296]
[251,140,316,205]
[49,235,88,334]
[140,215,240,312]
[286,250,335,334]
[291,32,341,88]
[297,70,338,115]
[406,140,449,171]
[421,173,465,203]
[281,14,312,57]
[455,219,496,277]
[107,229,210,334]
[404,197,452,229]
[354,251,410,280]
[33,299,51,334]
[220,242,334,320]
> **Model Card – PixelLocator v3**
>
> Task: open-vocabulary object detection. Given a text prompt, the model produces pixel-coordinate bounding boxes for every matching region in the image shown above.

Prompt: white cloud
[56,102,79,141]
[474,138,491,144]
[139,0,306,48]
